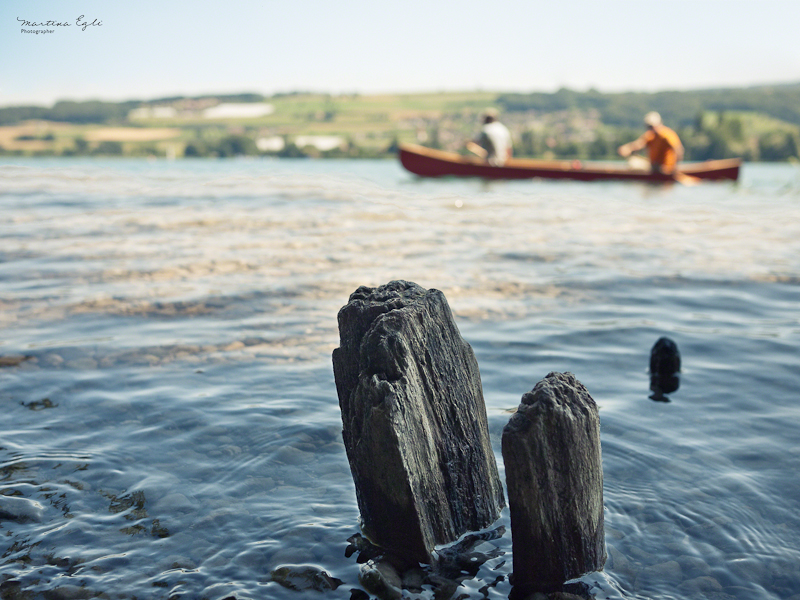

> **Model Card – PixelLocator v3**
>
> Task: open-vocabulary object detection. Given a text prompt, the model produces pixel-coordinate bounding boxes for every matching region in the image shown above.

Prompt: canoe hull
[398,143,741,182]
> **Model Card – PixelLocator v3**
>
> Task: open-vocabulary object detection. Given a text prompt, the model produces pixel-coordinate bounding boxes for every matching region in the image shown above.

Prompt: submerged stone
[332,280,504,564]
[0,495,45,523]
[0,355,32,367]
[270,564,343,592]
[359,560,403,600]
[502,372,606,594]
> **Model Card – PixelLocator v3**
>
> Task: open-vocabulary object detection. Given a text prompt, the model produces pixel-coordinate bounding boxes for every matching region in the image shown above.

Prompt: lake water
[1,157,799,600]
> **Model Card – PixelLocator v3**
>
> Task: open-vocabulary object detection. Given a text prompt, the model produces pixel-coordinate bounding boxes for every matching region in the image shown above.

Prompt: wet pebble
[98,356,118,368]
[642,521,682,538]
[319,466,351,480]
[401,567,426,593]
[0,355,33,367]
[209,444,242,458]
[606,545,635,580]
[685,522,737,551]
[201,584,252,600]
[0,495,45,523]
[270,547,312,565]
[192,508,238,533]
[676,554,712,579]
[240,477,277,495]
[274,445,314,465]
[318,441,345,454]
[635,560,683,590]
[42,584,95,599]
[158,555,197,571]
[270,564,343,592]
[234,547,270,570]
[521,593,587,600]
[728,556,768,581]
[154,492,194,513]
[626,545,659,565]
[359,560,402,600]
[94,398,133,416]
[65,357,98,370]
[677,575,723,595]
[41,353,65,367]
[203,425,230,437]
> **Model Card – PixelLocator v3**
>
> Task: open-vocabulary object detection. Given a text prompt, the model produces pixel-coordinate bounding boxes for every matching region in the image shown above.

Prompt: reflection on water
[1,159,799,599]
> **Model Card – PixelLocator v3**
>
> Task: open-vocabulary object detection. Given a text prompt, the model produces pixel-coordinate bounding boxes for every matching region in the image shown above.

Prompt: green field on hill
[1,86,798,161]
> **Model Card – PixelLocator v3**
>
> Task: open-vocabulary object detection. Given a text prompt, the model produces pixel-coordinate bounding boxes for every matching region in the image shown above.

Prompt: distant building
[294,135,344,151]
[128,106,178,120]
[256,136,285,152]
[202,103,275,119]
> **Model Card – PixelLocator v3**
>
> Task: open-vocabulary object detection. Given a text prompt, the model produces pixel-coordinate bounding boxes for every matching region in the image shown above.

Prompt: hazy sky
[2,0,799,106]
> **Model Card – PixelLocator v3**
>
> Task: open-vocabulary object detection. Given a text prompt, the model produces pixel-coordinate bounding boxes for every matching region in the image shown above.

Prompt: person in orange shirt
[618,112,684,173]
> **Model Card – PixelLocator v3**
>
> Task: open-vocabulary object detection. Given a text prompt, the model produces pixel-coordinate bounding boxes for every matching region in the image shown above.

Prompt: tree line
[496,83,800,129]
[494,111,797,162]
[0,94,268,126]
[4,85,799,128]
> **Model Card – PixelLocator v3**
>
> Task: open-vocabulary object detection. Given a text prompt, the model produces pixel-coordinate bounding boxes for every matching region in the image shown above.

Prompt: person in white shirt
[467,108,513,166]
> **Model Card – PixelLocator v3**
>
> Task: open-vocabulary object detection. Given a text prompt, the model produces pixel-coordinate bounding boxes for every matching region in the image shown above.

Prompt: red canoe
[398,143,741,183]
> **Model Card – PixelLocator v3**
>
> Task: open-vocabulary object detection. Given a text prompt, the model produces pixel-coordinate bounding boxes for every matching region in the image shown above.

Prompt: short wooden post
[501,372,606,594]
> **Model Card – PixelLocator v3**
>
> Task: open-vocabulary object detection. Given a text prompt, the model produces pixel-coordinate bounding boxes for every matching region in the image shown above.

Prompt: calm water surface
[1,158,799,599]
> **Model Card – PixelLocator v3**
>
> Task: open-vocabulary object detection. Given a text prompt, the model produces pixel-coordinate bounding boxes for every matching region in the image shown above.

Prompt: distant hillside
[1,85,798,161]
[2,84,799,128]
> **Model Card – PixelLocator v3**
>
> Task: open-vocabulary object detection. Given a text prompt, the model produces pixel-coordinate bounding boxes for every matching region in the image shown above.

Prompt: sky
[2,0,799,107]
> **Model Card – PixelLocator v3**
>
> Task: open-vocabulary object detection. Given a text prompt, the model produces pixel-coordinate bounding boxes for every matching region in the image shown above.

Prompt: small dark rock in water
[346,527,507,599]
[649,337,681,401]
[21,398,58,411]
[345,533,384,563]
[0,355,32,367]
[270,564,343,592]
[332,280,504,564]
[502,372,606,595]
[435,525,506,580]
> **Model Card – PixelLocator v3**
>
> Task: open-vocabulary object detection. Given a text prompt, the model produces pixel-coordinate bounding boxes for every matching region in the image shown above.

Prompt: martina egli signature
[17,15,102,31]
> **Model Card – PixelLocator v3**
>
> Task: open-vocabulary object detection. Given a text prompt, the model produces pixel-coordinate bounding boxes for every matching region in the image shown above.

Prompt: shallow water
[1,157,799,599]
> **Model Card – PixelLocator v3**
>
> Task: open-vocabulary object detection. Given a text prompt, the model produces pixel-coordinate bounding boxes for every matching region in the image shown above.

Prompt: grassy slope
[1,90,798,158]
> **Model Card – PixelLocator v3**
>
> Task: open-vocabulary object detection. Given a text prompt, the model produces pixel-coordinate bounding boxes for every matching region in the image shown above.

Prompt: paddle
[626,155,701,185]
[626,155,650,171]
[465,141,487,159]
[672,171,702,186]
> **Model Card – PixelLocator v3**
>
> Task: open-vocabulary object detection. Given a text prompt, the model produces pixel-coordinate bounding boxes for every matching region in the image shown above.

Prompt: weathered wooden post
[332,280,505,564]
[501,372,606,595]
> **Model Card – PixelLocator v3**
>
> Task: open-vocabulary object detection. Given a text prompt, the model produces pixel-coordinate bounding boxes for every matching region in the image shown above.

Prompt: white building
[202,103,275,119]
